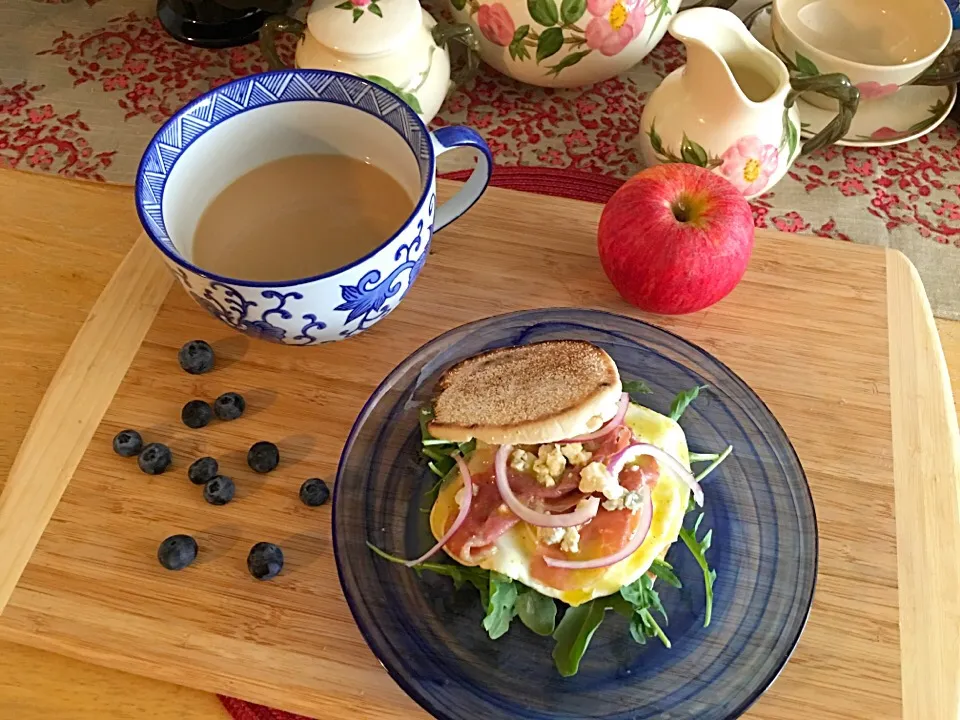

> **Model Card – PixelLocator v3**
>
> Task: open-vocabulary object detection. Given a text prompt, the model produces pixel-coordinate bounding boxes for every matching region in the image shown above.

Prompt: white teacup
[135,69,491,345]
[771,0,953,109]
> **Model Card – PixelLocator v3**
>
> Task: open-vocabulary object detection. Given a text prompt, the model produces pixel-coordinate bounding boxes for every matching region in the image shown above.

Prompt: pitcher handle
[786,74,860,154]
[432,22,480,86]
[260,15,306,70]
[430,126,492,232]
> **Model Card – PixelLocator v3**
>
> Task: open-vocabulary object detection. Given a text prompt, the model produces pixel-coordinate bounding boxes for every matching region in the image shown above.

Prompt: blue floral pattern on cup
[135,69,491,345]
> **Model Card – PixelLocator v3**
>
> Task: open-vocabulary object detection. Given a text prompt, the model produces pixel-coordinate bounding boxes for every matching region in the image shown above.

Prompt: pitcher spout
[669,7,789,109]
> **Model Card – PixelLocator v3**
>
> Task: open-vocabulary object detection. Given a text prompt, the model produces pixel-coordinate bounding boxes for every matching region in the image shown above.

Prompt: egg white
[429,403,692,606]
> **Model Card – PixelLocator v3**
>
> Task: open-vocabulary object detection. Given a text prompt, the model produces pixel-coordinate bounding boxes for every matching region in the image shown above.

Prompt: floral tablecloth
[2,0,959,318]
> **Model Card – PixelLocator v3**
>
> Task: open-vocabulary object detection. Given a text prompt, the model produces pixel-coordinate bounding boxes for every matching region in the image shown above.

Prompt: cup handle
[431,126,493,232]
[432,22,480,86]
[260,15,305,70]
[911,48,960,86]
[786,74,860,154]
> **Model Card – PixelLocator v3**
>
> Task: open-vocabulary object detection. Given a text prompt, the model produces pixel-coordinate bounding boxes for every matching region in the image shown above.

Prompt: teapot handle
[683,0,737,9]
[786,74,860,154]
[432,22,480,86]
[260,15,306,70]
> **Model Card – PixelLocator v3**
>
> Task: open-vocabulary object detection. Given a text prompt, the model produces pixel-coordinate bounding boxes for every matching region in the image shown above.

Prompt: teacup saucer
[795,85,956,148]
[746,5,957,148]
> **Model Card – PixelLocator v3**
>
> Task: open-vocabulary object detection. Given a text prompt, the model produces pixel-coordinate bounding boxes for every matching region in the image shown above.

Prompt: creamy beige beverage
[192,154,415,282]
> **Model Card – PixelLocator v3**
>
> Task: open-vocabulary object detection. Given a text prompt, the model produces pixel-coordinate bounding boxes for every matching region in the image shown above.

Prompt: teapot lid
[306,0,422,57]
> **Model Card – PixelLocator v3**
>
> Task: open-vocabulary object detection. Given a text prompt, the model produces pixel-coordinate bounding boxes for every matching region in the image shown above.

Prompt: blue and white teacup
[135,69,491,345]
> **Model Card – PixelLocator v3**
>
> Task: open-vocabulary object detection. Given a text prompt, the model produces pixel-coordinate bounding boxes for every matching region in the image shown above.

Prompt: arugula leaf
[649,558,682,589]
[679,522,716,628]
[668,384,707,422]
[620,574,672,647]
[367,542,490,607]
[516,588,557,636]
[622,379,653,399]
[694,444,733,483]
[689,452,719,463]
[483,572,518,639]
[552,600,607,677]
[632,608,671,648]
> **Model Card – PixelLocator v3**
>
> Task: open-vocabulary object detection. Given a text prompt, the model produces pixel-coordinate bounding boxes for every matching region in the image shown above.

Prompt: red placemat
[217,164,619,720]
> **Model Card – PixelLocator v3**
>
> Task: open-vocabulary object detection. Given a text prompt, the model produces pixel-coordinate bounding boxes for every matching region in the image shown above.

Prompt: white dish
[747,5,957,147]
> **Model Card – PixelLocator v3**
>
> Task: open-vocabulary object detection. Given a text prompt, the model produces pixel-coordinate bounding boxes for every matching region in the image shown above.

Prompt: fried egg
[429,403,691,606]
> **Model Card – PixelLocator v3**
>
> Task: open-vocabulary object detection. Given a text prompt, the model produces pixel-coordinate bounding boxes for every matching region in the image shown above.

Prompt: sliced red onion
[495,444,599,528]
[405,454,473,567]
[559,392,629,443]
[608,443,703,507]
[544,489,653,570]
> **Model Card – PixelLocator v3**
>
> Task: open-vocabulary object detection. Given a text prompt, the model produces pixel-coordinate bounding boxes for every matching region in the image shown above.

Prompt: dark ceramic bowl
[334,308,817,720]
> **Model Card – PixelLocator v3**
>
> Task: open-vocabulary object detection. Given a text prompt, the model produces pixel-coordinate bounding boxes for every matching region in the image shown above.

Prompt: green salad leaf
[483,572,519,639]
[551,599,607,677]
[516,588,557,636]
[649,558,682,589]
[367,542,490,607]
[679,518,717,628]
[668,384,708,422]
[418,405,476,479]
[622,379,653,399]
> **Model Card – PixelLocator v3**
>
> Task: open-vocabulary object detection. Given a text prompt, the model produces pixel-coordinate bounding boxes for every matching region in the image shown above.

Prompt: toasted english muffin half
[427,340,622,445]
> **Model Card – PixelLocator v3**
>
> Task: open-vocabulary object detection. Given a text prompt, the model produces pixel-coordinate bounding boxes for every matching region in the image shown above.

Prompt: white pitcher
[639,7,859,198]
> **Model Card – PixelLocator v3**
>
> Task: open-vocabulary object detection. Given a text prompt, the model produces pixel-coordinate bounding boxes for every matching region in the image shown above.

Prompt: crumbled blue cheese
[560,526,581,554]
[509,448,536,473]
[539,525,581,554]
[560,442,592,466]
[537,526,565,545]
[532,444,566,487]
[602,489,645,512]
[578,461,625,500]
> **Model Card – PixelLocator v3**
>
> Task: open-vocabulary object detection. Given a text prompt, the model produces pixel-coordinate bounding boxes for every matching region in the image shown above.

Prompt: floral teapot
[639,7,859,198]
[261,0,478,123]
[448,0,735,88]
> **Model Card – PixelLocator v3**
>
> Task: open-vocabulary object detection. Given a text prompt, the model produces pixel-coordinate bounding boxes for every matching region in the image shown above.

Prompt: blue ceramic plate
[333,309,817,720]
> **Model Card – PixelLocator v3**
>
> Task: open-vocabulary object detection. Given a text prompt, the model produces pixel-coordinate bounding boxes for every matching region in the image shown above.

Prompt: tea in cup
[771,0,954,109]
[135,69,491,345]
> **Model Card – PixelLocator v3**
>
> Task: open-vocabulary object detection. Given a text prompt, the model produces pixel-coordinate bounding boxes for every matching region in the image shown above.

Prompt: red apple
[597,164,754,315]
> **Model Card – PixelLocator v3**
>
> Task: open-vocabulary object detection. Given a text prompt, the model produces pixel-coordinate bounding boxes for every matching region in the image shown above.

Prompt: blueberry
[247,441,279,473]
[203,475,235,505]
[247,542,283,580]
[113,429,143,457]
[178,340,214,375]
[138,443,172,475]
[157,534,197,570]
[188,456,219,485]
[181,400,213,429]
[214,392,245,421]
[299,478,330,507]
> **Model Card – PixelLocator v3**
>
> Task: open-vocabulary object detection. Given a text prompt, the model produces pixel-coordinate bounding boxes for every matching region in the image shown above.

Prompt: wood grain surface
[887,253,960,720]
[0,169,226,718]
[0,168,956,719]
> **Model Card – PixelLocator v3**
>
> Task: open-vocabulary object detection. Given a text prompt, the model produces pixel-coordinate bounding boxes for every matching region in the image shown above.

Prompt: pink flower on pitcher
[477,3,515,46]
[585,0,645,57]
[718,135,779,196]
[856,81,899,100]
[351,0,372,6]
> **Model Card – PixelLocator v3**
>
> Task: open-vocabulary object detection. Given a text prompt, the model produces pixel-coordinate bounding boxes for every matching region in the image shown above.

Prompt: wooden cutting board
[0,182,957,720]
